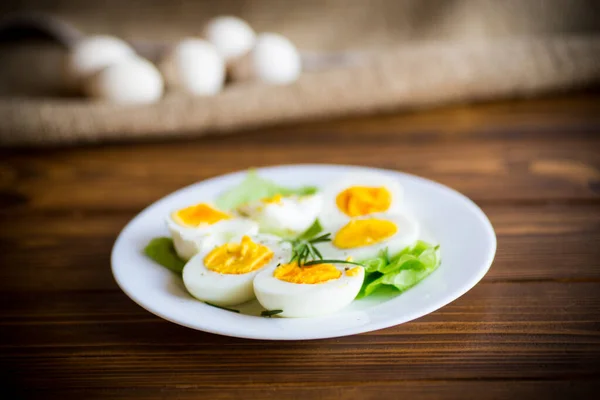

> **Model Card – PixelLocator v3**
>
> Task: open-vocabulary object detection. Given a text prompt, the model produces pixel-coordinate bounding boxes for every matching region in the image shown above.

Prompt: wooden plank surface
[1,95,599,399]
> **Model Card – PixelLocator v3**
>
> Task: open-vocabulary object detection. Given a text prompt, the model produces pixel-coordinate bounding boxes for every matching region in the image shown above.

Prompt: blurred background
[3,0,600,48]
[0,0,599,146]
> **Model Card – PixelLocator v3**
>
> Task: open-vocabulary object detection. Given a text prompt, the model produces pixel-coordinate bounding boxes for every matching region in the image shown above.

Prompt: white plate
[112,164,496,340]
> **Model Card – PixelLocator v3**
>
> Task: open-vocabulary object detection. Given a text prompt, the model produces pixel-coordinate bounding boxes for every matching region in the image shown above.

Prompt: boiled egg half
[167,202,258,260]
[320,173,403,229]
[253,261,365,317]
[318,213,420,261]
[238,193,322,237]
[183,234,291,306]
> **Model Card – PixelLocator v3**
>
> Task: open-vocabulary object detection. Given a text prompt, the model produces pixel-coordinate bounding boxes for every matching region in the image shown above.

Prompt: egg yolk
[261,194,284,204]
[274,261,342,284]
[173,203,230,227]
[346,266,362,276]
[336,186,391,217]
[204,236,274,274]
[333,219,397,249]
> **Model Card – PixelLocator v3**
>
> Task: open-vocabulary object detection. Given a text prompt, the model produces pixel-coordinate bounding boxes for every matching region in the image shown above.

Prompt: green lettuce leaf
[266,219,322,241]
[215,170,318,210]
[357,241,441,298]
[362,248,390,273]
[357,271,384,298]
[144,237,186,274]
[296,219,323,241]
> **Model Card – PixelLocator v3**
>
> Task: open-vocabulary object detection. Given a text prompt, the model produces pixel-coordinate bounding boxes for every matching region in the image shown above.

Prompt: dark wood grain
[10,382,600,400]
[1,94,599,399]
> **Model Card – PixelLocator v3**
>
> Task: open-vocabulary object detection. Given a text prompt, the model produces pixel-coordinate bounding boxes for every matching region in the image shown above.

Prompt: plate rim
[111,163,497,340]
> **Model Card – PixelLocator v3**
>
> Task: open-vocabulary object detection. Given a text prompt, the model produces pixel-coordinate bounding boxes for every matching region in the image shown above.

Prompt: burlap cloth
[1,0,599,147]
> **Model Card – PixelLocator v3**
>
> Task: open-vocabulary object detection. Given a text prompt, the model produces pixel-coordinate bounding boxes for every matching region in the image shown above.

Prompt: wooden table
[1,95,599,399]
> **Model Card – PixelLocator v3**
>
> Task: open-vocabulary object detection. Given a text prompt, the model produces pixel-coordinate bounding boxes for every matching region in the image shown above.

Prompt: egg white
[167,206,258,261]
[319,172,403,230]
[317,212,420,261]
[238,194,322,237]
[253,264,365,317]
[183,234,291,306]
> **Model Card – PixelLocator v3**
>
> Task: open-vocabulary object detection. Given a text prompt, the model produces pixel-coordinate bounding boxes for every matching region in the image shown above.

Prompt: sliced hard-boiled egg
[253,261,365,317]
[167,202,258,260]
[238,193,322,237]
[320,173,403,229]
[183,234,291,306]
[318,213,420,261]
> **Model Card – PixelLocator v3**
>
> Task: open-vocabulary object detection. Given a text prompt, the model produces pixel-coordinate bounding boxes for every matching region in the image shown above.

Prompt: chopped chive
[307,244,318,260]
[302,259,364,267]
[287,228,344,267]
[310,234,331,243]
[261,309,283,317]
[205,302,240,313]
[313,246,323,260]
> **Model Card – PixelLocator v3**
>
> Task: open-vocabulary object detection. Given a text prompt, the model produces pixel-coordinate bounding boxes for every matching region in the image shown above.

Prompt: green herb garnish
[261,309,283,317]
[302,259,364,267]
[286,220,365,269]
[205,302,240,313]
[289,232,331,266]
